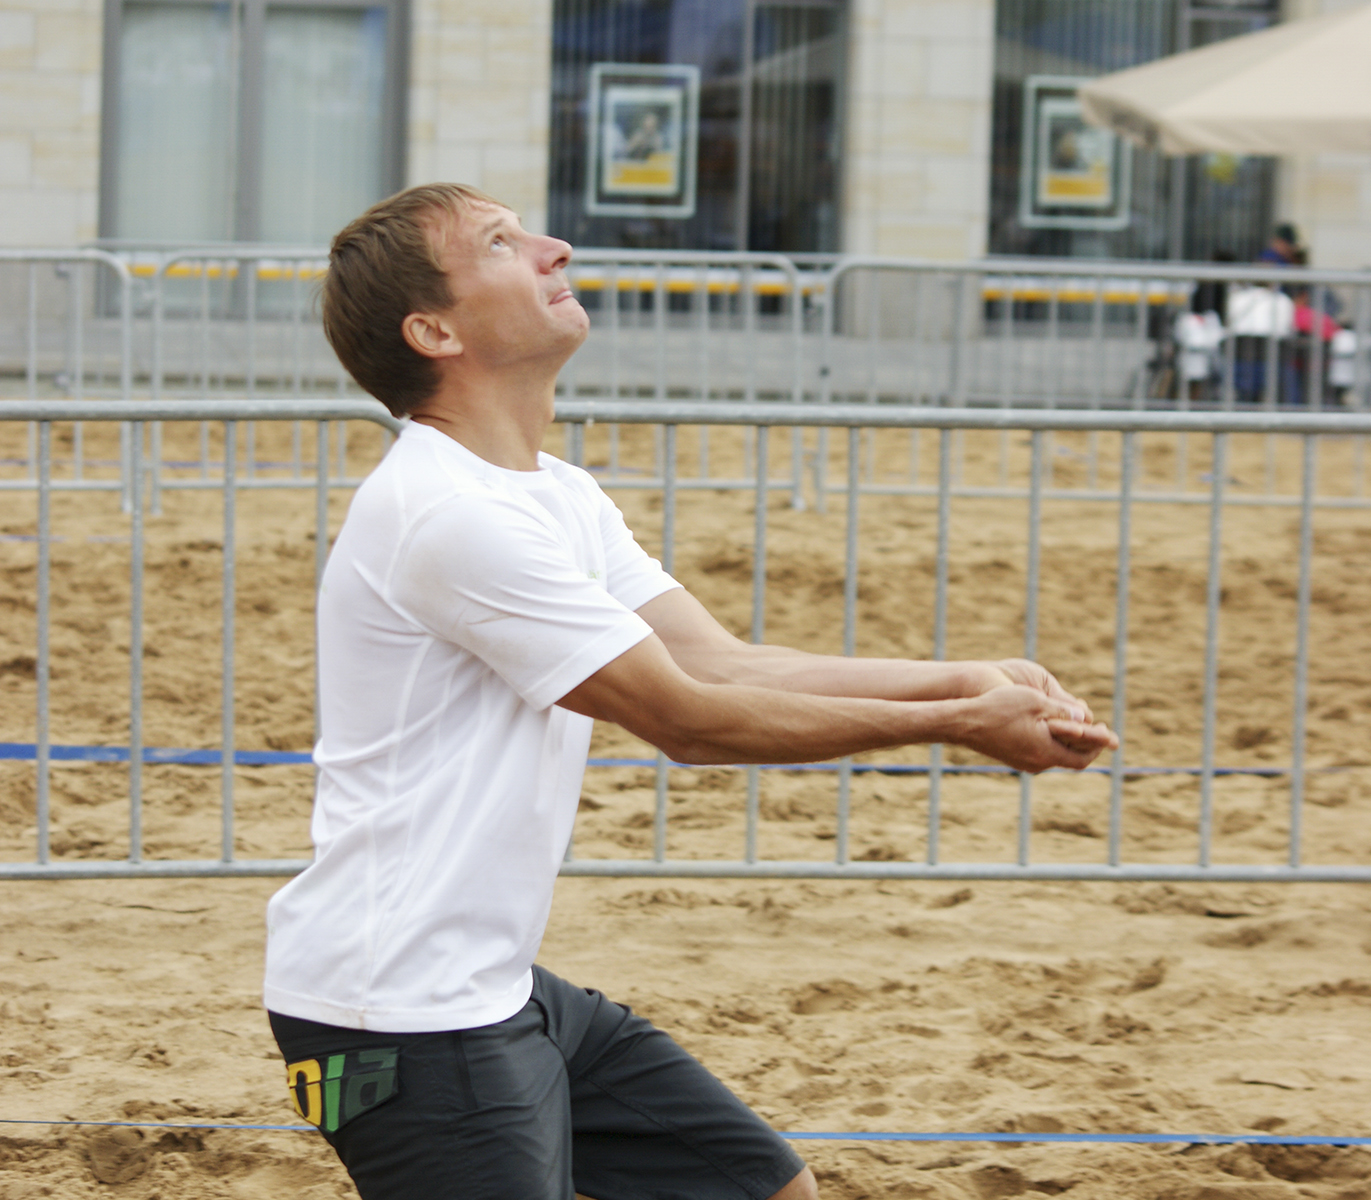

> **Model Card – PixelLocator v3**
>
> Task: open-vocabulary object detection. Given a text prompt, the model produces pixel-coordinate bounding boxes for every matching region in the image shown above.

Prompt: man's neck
[410,373,556,471]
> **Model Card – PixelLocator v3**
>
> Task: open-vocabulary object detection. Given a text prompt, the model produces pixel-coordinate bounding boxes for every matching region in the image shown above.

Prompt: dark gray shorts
[269,966,806,1200]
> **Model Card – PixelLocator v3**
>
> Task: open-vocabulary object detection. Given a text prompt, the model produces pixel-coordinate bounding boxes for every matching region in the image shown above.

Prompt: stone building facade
[0,0,1365,267]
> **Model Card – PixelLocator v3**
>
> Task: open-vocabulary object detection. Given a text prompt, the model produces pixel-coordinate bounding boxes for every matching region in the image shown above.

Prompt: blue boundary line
[0,743,1335,778]
[0,743,306,767]
[0,1119,1365,1145]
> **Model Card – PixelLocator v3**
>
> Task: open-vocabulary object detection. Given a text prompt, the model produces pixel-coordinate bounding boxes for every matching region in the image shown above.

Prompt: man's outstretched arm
[635,588,1094,718]
[557,630,1115,774]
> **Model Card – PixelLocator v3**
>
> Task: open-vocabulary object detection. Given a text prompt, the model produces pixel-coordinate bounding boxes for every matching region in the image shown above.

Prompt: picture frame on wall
[586,62,699,219]
[1020,75,1131,230]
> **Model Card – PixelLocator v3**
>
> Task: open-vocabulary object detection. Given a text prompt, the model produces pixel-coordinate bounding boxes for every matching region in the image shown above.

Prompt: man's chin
[560,305,591,346]
[538,317,589,372]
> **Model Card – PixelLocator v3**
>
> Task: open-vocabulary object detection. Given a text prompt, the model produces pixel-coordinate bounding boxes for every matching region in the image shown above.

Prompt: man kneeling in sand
[262,183,1116,1200]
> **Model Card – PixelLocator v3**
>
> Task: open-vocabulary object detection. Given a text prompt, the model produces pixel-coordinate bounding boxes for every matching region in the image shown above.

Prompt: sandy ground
[0,418,1369,1198]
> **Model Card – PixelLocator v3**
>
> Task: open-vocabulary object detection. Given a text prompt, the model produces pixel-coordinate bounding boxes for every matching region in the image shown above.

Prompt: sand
[0,417,1369,1199]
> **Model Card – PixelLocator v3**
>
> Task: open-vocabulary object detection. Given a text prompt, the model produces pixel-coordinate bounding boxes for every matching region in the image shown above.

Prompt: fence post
[1288,435,1316,867]
[1198,433,1227,869]
[1108,432,1135,867]
[36,422,51,865]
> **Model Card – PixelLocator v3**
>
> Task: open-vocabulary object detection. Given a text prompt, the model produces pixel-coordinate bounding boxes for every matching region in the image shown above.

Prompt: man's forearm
[557,635,1114,774]
[637,589,1001,701]
[659,680,974,765]
[685,643,1002,702]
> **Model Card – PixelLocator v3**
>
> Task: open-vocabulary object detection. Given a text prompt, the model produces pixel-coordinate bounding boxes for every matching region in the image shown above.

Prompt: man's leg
[269,1005,576,1200]
[769,1167,819,1200]
[531,968,813,1200]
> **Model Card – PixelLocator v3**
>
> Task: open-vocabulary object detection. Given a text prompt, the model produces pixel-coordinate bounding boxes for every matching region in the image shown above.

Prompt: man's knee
[768,1165,819,1200]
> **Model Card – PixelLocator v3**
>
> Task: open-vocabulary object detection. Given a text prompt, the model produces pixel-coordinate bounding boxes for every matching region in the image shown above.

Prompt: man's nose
[538,236,573,273]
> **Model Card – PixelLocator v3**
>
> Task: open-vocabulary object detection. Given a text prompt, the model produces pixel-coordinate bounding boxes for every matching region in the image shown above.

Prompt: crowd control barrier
[820,255,1371,412]
[1,399,1368,883]
[4,246,1371,512]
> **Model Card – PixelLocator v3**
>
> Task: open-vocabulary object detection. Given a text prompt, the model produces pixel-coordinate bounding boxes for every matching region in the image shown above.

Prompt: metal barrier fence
[0,250,135,496]
[821,256,1371,411]
[808,257,1371,511]
[4,247,1371,508]
[1,398,1368,882]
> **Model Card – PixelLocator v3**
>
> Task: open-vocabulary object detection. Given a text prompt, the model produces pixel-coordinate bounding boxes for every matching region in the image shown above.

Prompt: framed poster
[1020,76,1131,231]
[586,62,699,219]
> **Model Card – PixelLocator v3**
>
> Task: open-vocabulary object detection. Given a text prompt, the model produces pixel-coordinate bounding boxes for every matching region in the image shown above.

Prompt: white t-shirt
[263,421,679,1032]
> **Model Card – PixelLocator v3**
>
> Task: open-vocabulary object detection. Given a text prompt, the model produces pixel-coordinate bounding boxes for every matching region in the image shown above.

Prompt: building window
[549,0,846,253]
[99,0,408,244]
[989,0,1280,261]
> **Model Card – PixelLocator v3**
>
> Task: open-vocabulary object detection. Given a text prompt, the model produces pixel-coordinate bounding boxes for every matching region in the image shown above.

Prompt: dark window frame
[548,0,848,254]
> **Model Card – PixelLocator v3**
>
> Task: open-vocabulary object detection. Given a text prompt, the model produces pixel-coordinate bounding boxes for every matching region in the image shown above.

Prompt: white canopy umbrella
[1078,2,1371,156]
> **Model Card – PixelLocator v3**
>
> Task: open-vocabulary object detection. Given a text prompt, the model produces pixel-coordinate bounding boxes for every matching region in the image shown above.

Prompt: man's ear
[402,310,464,361]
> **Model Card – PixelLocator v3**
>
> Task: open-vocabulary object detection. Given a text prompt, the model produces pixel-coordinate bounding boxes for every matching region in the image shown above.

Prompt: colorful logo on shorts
[286,1047,399,1133]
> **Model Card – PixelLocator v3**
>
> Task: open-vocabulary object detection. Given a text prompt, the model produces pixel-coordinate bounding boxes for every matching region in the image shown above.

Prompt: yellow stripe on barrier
[569,277,805,297]
[128,263,328,281]
[123,262,1184,306]
[982,286,1183,306]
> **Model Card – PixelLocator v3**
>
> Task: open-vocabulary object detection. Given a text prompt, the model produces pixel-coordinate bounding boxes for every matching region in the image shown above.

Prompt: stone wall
[408,0,552,234]
[0,0,557,247]
[3,0,1363,267]
[841,0,995,259]
[0,0,102,246]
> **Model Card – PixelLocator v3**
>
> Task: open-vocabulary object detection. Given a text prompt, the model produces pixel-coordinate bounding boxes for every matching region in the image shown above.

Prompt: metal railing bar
[198,269,211,480]
[291,272,304,479]
[1018,430,1043,866]
[1198,433,1227,869]
[654,423,677,865]
[244,261,257,482]
[1309,289,1326,411]
[26,263,37,479]
[787,257,804,509]
[1108,432,1135,868]
[1046,284,1059,499]
[695,265,709,477]
[835,426,859,867]
[745,425,769,865]
[927,428,952,866]
[69,264,83,483]
[551,401,1371,436]
[1289,434,1316,868]
[1131,290,1147,409]
[9,471,1368,510]
[1356,286,1370,413]
[221,422,236,864]
[830,253,1371,287]
[128,423,144,865]
[35,423,51,864]
[314,421,329,589]
[0,400,402,427]
[557,861,1371,881]
[1220,321,1236,413]
[11,860,1370,883]
[806,484,1371,509]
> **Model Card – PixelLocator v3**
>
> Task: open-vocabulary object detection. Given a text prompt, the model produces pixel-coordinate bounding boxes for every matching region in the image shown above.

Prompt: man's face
[429,204,588,370]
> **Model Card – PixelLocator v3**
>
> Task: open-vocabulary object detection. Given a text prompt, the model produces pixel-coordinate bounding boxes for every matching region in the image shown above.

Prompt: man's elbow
[629,719,725,766]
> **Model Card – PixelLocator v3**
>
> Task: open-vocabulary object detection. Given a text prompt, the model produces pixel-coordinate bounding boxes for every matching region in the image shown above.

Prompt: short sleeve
[391,493,654,710]
[594,486,682,613]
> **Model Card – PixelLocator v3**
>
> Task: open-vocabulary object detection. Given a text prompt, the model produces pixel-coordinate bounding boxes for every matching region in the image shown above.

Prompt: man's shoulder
[537,454,611,502]
[339,426,510,552]
[360,423,503,505]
